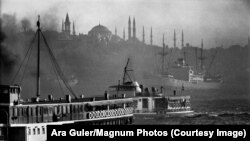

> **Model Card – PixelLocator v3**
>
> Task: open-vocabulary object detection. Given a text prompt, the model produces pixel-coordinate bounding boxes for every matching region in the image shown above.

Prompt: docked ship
[145,32,222,90]
[0,16,134,141]
[108,58,193,117]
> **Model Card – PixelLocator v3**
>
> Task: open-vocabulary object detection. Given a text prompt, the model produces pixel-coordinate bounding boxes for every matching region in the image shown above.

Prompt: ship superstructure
[156,32,223,90]
[0,16,134,141]
[108,58,193,117]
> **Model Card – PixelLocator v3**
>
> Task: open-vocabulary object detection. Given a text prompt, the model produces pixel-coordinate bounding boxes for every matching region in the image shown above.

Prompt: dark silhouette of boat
[0,16,134,141]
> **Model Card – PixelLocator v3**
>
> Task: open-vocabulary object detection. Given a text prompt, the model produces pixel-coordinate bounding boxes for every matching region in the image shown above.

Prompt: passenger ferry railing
[87,107,133,119]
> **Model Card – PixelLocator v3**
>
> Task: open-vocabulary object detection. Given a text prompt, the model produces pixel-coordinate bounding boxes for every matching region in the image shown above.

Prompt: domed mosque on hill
[58,13,150,45]
[88,24,112,41]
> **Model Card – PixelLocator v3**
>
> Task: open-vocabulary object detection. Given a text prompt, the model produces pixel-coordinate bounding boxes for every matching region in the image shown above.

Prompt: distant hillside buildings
[59,13,76,40]
[58,13,199,48]
[58,13,150,45]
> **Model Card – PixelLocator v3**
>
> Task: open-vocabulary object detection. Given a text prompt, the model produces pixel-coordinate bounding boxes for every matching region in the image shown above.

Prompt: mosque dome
[88,24,112,41]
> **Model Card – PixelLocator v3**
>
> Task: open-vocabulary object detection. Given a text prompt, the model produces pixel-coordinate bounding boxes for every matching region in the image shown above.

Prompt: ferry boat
[108,59,194,118]
[0,16,134,141]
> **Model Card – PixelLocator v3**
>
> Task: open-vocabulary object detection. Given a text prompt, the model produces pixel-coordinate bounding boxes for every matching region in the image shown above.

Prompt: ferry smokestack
[139,84,143,93]
[160,86,164,93]
[104,91,109,100]
[122,93,126,98]
[80,95,84,99]
[66,95,71,103]
[48,95,53,101]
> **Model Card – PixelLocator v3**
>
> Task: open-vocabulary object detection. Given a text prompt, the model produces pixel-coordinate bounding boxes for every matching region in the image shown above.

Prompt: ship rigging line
[11,31,66,97]
[40,32,77,98]
[11,31,38,84]
[207,49,218,75]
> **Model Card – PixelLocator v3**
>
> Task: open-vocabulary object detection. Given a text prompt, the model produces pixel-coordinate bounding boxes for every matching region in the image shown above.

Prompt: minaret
[133,17,136,40]
[65,13,71,35]
[142,26,145,43]
[163,34,165,47]
[162,34,165,74]
[62,19,64,32]
[181,30,184,48]
[128,16,131,40]
[150,27,153,45]
[73,21,76,36]
[115,27,117,36]
[174,30,176,48]
[200,39,204,70]
[123,28,125,40]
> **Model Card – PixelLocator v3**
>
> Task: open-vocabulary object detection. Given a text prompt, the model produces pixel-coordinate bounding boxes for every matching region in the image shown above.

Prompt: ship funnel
[152,87,156,95]
[66,95,71,103]
[122,93,126,98]
[80,95,84,99]
[133,81,142,93]
[48,95,54,101]
[104,91,109,100]
[139,84,144,92]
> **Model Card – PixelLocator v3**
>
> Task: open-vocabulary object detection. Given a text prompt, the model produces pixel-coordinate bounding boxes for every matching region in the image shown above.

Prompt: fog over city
[2,0,250,48]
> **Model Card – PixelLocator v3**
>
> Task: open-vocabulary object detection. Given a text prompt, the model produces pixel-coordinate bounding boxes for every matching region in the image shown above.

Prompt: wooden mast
[36,15,41,98]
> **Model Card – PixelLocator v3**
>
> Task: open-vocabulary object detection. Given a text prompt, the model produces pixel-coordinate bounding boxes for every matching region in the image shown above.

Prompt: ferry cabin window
[32,107,36,116]
[37,128,40,134]
[43,107,48,115]
[10,88,13,94]
[33,128,36,135]
[67,105,70,114]
[142,98,148,108]
[28,128,31,135]
[54,107,57,114]
[27,107,31,116]
[18,108,22,116]
[62,105,66,114]
[36,107,40,116]
[80,105,84,112]
[13,108,17,117]
[42,126,45,134]
[23,108,26,117]
[48,107,52,115]
[58,106,61,114]
[30,107,33,116]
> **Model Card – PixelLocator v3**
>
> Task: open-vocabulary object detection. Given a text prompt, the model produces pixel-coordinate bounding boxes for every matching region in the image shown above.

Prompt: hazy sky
[1,0,250,48]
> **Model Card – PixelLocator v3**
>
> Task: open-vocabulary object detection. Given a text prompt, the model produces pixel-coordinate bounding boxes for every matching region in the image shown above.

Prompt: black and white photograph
[0,0,249,140]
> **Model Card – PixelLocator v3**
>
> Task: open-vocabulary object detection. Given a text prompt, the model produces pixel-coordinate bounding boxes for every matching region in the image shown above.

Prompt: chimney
[104,91,109,100]
[121,93,126,98]
[80,95,84,99]
[48,95,53,101]
[66,95,71,103]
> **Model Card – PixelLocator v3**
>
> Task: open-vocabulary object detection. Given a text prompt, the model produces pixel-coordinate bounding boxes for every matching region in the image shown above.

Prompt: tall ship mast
[144,31,223,90]
[0,16,134,141]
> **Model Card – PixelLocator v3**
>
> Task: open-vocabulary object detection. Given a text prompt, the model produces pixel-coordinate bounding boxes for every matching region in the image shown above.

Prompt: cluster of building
[58,13,155,46]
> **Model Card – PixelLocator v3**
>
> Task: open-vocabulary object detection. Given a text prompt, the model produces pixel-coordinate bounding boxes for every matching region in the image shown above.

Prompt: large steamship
[0,16,134,141]
[144,32,222,90]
